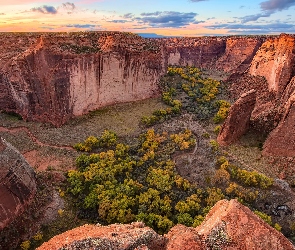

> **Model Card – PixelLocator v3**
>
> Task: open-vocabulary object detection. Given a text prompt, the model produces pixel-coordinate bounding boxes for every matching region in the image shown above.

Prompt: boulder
[37,222,167,250]
[196,199,295,249]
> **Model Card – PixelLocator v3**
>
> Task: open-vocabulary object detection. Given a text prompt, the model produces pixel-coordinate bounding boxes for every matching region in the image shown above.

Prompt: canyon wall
[0,32,163,126]
[163,36,264,73]
[0,137,36,231]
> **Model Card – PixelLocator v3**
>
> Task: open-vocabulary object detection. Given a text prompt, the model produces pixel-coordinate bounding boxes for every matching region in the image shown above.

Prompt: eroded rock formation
[163,36,263,73]
[38,199,295,250]
[0,137,36,231]
[217,89,256,146]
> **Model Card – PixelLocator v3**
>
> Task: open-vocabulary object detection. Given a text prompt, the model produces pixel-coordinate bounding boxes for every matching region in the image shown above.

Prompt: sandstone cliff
[263,76,295,156]
[0,137,36,231]
[249,34,295,95]
[38,199,295,250]
[0,32,163,126]
[162,36,264,73]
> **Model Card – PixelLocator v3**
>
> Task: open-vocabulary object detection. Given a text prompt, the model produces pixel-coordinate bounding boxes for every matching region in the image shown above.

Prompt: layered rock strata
[38,199,295,250]
[0,32,163,126]
[0,137,36,231]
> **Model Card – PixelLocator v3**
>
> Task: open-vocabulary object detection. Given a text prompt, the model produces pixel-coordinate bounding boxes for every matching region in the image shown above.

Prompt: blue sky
[0,0,295,36]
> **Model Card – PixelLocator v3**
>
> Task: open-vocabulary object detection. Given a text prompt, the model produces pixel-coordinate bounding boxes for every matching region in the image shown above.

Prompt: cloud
[135,11,198,28]
[190,0,208,2]
[31,5,57,14]
[108,20,129,23]
[0,13,5,15]
[61,2,76,11]
[240,11,273,23]
[123,13,134,19]
[240,0,295,23]
[260,0,295,11]
[206,22,295,34]
[65,24,97,28]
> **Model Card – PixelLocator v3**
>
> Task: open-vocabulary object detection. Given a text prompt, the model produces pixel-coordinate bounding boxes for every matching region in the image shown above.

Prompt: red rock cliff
[249,34,295,95]
[0,32,164,126]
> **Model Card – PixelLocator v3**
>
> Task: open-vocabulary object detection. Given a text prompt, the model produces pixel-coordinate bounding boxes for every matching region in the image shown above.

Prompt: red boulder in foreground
[38,199,295,250]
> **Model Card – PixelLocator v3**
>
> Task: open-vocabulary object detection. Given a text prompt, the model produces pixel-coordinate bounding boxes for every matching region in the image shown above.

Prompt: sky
[0,0,295,36]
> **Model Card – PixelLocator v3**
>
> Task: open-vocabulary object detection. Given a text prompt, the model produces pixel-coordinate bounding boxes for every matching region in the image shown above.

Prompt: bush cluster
[213,100,231,124]
[165,66,224,121]
[67,129,229,234]
[141,88,182,126]
[73,130,117,152]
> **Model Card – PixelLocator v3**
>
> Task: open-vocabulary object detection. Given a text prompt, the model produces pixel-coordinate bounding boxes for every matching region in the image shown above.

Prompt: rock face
[0,33,267,127]
[0,137,36,231]
[38,200,295,250]
[217,89,256,146]
[0,32,163,126]
[249,34,295,95]
[163,36,263,73]
[263,76,295,156]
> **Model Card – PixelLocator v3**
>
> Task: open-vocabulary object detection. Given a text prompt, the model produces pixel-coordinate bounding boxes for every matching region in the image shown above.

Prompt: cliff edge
[38,199,295,250]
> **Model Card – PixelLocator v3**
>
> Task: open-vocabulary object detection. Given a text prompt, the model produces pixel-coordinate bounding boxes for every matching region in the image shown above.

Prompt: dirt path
[0,126,74,151]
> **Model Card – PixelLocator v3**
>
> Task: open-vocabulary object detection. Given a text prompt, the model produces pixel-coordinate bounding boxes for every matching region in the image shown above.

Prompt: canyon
[0,32,295,156]
[1,32,295,249]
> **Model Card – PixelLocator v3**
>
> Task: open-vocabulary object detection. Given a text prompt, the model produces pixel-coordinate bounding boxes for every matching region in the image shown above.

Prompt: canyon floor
[1,69,295,249]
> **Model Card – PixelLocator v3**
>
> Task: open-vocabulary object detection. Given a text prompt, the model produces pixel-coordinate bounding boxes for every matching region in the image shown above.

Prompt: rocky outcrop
[165,224,204,249]
[0,137,36,231]
[217,89,256,146]
[38,200,295,250]
[37,222,167,250]
[195,199,295,249]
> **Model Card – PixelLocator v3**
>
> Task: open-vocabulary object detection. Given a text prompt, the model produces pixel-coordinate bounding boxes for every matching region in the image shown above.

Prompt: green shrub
[214,125,221,134]
[20,240,30,250]
[209,140,219,152]
[254,211,272,225]
[213,100,231,124]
